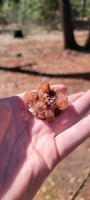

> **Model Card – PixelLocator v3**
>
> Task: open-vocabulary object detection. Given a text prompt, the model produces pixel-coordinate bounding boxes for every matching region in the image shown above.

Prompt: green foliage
[0,0,90,26]
[0,0,59,25]
[0,1,19,24]
[86,0,90,21]
[26,0,59,24]
[70,0,90,21]
[0,0,28,24]
[57,23,62,30]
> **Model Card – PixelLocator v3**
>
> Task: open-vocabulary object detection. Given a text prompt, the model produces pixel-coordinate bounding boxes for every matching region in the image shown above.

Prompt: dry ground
[0,30,90,200]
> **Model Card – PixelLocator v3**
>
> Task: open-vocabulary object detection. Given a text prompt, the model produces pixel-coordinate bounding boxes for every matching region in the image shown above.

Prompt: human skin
[0,85,90,200]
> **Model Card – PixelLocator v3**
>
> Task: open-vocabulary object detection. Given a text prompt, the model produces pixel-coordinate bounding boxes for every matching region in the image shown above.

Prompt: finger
[55,115,90,162]
[72,90,90,115]
[68,92,84,104]
[50,90,90,134]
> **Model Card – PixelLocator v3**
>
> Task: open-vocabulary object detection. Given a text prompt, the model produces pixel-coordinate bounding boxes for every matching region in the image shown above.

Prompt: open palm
[0,85,90,200]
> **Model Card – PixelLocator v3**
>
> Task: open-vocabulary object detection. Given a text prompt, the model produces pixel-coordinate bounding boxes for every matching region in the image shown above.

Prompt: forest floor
[0,29,90,200]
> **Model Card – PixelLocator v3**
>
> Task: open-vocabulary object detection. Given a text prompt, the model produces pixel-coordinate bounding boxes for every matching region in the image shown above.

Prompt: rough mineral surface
[25,83,69,121]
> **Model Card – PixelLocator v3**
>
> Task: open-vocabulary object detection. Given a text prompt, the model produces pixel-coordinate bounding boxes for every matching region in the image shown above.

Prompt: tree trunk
[60,0,78,49]
[0,0,2,6]
[85,27,90,49]
[59,0,90,51]
[81,0,86,17]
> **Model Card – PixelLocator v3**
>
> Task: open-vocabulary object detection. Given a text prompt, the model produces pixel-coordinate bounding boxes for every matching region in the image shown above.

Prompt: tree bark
[59,0,90,51]
[0,0,2,6]
[85,27,90,49]
[81,0,86,17]
[60,0,78,49]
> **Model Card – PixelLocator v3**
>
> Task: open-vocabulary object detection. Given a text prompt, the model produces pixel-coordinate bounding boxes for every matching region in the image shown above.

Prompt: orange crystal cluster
[25,83,69,121]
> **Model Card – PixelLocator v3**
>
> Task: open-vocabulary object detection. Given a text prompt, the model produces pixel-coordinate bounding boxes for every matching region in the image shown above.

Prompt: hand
[0,85,90,200]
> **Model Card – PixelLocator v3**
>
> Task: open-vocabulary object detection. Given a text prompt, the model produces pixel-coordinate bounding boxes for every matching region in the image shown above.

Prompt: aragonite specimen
[25,82,69,121]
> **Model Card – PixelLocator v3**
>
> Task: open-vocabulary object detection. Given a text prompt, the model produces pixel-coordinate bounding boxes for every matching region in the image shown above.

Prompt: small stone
[56,94,69,110]
[38,82,50,93]
[45,109,55,121]
[34,102,46,119]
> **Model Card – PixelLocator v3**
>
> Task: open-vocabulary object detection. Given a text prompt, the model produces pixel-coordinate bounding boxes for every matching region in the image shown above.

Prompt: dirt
[0,30,90,200]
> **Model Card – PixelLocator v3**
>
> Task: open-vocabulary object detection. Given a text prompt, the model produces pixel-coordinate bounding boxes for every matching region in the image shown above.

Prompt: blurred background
[0,0,90,200]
